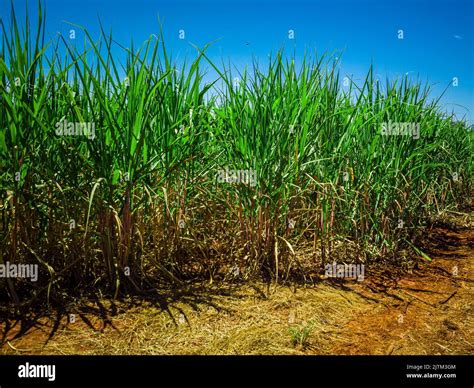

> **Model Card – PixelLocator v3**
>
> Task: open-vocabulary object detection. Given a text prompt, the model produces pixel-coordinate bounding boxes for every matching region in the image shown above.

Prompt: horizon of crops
[1,2,472,307]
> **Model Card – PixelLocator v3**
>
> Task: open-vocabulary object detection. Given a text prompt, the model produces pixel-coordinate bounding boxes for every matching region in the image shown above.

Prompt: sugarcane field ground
[1,208,472,355]
[1,3,473,356]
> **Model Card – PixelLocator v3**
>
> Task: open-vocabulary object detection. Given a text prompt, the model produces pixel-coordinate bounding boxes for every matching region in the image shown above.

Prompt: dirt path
[330,226,473,355]
[1,222,472,355]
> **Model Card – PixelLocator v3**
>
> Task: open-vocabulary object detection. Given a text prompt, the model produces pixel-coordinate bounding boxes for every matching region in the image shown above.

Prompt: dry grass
[1,216,472,356]
[1,282,368,355]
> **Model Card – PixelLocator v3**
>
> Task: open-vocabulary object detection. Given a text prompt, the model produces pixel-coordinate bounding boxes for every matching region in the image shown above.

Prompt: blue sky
[2,0,473,122]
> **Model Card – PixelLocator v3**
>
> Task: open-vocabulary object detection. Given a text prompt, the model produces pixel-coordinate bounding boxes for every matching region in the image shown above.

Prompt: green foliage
[289,321,314,348]
[0,2,472,303]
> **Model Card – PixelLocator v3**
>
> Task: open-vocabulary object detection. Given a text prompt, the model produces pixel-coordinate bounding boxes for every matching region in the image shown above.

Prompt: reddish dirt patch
[330,228,473,355]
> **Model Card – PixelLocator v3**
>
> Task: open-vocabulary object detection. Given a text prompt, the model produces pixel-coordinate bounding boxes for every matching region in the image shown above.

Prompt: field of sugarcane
[0,3,472,312]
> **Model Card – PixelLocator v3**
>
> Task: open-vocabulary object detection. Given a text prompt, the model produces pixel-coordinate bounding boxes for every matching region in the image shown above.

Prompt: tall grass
[1,3,472,307]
